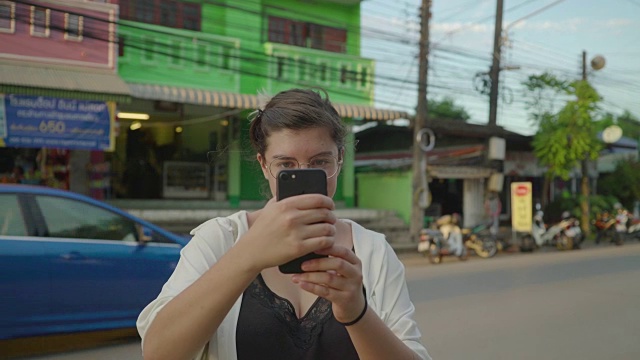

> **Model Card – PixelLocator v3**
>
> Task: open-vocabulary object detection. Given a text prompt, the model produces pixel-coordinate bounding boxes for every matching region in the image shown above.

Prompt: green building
[111,0,406,208]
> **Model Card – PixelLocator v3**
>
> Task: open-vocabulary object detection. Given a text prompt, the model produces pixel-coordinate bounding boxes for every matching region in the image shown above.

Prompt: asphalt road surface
[16,243,640,360]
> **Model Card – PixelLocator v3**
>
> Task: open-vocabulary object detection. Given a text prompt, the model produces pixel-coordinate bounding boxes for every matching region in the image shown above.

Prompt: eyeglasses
[268,155,342,179]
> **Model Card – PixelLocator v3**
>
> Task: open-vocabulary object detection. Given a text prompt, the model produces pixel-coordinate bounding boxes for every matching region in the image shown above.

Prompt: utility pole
[488,0,504,127]
[410,0,431,241]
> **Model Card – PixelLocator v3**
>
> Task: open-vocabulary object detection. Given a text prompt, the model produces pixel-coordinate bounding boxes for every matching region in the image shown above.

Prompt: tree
[427,97,471,121]
[523,73,603,234]
[598,158,640,211]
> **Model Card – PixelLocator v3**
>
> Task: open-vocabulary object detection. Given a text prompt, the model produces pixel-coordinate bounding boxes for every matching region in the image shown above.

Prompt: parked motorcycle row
[417,213,498,264]
[417,206,640,264]
[592,205,640,246]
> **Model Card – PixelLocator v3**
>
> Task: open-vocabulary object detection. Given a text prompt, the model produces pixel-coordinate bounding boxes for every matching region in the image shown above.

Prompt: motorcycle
[417,214,497,264]
[610,208,640,244]
[462,223,499,258]
[593,210,618,245]
[593,211,626,245]
[520,211,583,251]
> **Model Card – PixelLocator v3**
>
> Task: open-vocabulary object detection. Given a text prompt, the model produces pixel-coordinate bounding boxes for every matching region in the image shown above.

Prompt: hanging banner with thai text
[0,94,115,151]
[511,181,533,232]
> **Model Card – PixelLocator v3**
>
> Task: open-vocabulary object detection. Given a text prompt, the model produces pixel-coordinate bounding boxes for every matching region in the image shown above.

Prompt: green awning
[0,62,131,103]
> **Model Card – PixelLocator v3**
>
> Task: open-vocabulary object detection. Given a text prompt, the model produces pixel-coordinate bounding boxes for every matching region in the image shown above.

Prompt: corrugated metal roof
[0,62,131,102]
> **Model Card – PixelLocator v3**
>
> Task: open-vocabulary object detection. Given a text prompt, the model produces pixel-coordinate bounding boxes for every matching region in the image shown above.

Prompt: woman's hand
[240,194,337,271]
[290,245,366,324]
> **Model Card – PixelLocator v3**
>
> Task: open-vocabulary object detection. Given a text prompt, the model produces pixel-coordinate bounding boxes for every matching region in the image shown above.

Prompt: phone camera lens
[279,172,290,181]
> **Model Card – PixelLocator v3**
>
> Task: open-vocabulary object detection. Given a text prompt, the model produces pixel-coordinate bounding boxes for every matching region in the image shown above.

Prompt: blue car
[0,184,189,340]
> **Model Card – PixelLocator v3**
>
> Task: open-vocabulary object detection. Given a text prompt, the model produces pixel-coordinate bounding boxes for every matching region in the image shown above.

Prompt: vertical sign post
[511,182,533,243]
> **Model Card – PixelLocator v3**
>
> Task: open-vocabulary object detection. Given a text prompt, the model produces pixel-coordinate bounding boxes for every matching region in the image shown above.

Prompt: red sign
[515,184,529,196]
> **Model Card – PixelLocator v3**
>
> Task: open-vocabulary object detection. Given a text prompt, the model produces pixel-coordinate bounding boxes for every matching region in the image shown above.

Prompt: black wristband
[338,287,367,326]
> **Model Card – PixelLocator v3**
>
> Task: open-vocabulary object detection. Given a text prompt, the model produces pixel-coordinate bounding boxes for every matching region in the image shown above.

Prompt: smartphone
[276,168,329,274]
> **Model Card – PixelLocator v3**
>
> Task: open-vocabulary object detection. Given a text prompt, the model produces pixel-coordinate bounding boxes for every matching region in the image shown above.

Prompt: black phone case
[276,169,329,274]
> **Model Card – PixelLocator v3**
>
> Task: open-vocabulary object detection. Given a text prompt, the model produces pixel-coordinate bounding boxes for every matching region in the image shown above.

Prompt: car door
[32,194,150,332]
[32,194,182,333]
[0,193,48,339]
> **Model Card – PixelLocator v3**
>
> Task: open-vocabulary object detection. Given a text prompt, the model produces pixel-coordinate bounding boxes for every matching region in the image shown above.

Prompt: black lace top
[236,274,359,360]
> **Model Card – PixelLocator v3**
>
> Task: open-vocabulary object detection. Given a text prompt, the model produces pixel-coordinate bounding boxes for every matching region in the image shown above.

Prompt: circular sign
[515,184,530,196]
[602,125,622,144]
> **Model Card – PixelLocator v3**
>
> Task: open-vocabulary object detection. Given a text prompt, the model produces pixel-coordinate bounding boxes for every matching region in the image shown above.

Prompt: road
[18,243,640,360]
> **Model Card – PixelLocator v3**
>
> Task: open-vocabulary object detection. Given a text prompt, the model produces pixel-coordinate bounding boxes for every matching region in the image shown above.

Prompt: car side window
[36,196,138,242]
[0,194,27,236]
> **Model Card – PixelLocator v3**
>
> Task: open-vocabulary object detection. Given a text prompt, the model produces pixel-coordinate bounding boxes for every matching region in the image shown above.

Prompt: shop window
[30,6,49,37]
[36,195,138,242]
[0,1,15,33]
[0,194,27,236]
[64,13,83,41]
[267,16,347,54]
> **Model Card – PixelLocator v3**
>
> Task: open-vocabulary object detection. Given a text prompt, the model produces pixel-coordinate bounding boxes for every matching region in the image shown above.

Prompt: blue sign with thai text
[0,94,113,150]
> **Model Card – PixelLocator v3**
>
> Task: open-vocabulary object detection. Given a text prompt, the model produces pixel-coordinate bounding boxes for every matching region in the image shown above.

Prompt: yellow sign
[511,182,532,232]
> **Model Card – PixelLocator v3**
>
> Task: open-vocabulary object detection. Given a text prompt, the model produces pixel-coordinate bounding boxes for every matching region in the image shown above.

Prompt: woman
[137,88,430,360]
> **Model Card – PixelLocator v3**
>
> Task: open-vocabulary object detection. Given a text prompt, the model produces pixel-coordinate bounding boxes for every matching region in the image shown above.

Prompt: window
[30,6,49,37]
[65,13,83,40]
[36,196,138,242]
[0,195,27,236]
[118,35,125,57]
[0,1,15,33]
[182,3,200,31]
[160,0,177,28]
[268,16,347,54]
[116,0,201,31]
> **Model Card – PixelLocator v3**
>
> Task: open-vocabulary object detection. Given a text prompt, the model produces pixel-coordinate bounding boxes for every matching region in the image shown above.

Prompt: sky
[360,0,640,136]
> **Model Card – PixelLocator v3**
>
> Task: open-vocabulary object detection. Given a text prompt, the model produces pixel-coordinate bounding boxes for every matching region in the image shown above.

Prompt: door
[33,195,170,332]
[0,193,48,339]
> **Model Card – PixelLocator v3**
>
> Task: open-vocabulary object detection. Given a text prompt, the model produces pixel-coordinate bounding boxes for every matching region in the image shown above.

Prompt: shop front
[0,93,120,200]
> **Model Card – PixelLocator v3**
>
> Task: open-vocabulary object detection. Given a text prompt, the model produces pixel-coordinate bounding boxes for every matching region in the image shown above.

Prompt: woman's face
[257,127,342,199]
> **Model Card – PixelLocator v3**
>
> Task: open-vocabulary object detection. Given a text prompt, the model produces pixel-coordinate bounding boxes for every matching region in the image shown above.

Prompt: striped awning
[0,61,131,103]
[128,83,408,121]
[128,83,259,109]
[333,103,409,121]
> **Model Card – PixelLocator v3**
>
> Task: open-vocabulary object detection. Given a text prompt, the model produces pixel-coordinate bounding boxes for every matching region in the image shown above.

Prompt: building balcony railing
[264,42,375,105]
[117,20,241,92]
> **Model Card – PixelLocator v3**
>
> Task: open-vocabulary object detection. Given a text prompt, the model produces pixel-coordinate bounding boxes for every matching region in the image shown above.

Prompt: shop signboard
[0,94,115,151]
[510,181,533,233]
